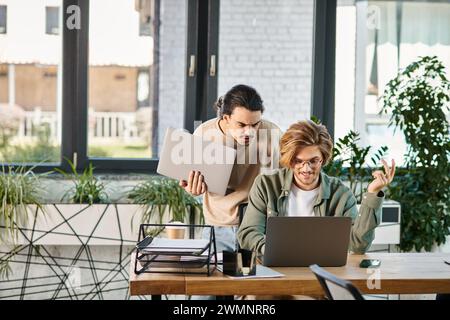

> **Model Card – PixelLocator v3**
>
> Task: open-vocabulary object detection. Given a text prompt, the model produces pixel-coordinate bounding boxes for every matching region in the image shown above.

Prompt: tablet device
[157,127,236,196]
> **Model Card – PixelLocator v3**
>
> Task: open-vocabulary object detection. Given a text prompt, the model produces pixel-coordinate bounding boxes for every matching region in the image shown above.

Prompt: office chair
[309,264,365,300]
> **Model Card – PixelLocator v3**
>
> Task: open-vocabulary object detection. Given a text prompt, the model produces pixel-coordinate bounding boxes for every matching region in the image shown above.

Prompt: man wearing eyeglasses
[238,120,396,256]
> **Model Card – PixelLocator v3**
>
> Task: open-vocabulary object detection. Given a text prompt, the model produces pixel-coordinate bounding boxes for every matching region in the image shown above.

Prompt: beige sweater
[193,118,280,226]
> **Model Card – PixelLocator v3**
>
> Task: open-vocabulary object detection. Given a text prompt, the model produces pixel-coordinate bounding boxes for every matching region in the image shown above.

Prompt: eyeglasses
[293,158,323,169]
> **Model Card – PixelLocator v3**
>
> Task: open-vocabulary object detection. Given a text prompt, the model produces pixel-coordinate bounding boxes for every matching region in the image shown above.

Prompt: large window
[334,0,450,166]
[0,0,333,173]
[87,0,186,159]
[0,0,62,165]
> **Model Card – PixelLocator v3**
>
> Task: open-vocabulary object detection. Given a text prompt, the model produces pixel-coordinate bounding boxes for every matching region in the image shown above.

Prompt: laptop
[263,216,352,267]
[157,127,237,196]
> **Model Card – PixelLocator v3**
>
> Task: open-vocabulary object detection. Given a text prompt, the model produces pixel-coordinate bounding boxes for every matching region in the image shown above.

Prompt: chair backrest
[309,264,365,300]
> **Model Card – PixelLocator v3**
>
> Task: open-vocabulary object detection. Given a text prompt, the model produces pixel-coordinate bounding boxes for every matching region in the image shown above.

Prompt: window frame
[2,0,337,174]
[311,0,337,139]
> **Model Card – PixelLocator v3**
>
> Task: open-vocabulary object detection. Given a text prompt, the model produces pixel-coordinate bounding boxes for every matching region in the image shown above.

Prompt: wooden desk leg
[151,295,162,300]
[216,295,234,300]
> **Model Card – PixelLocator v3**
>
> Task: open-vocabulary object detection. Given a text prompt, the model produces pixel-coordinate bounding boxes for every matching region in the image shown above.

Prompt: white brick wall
[218,0,313,131]
[157,0,187,152]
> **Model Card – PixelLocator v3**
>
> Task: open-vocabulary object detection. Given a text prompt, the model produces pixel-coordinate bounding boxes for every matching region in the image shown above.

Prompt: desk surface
[129,252,450,296]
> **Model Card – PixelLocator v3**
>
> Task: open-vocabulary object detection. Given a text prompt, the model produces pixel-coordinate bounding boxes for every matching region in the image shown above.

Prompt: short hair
[279,120,333,168]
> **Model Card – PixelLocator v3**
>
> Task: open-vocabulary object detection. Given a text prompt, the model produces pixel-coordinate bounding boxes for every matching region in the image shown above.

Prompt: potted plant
[55,159,109,205]
[0,165,48,279]
[1,160,139,248]
[0,162,159,296]
[380,55,450,252]
[128,177,203,236]
[33,159,142,245]
[322,130,388,203]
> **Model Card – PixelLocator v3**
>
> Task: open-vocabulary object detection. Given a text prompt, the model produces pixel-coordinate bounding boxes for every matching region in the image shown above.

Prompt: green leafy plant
[0,165,47,241]
[0,165,48,279]
[128,177,203,228]
[322,130,388,203]
[380,56,450,252]
[55,159,108,205]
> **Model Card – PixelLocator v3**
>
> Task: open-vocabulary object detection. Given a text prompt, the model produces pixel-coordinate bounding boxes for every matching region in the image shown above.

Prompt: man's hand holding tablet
[179,170,207,196]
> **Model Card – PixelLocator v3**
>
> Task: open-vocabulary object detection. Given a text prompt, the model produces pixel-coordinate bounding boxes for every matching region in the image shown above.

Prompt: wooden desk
[129,253,450,297]
[129,253,186,296]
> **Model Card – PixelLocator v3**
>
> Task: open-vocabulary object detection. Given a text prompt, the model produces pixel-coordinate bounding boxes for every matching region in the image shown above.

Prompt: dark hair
[213,84,264,118]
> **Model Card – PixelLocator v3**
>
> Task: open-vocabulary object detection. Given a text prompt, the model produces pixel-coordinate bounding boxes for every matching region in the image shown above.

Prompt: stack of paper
[140,238,210,255]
